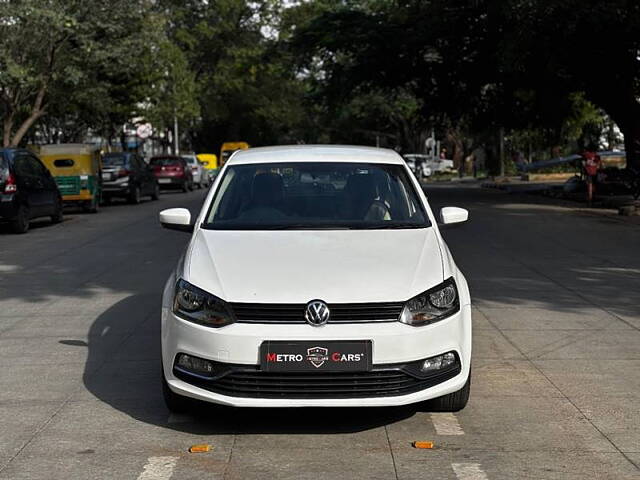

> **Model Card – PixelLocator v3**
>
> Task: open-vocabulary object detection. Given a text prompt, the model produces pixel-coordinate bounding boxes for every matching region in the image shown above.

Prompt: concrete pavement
[0,184,638,479]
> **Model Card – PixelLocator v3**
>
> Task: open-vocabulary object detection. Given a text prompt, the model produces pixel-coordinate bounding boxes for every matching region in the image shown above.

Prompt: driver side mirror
[159,208,194,233]
[439,207,468,227]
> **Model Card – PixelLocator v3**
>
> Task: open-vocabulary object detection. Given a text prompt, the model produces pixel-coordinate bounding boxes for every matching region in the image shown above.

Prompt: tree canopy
[0,0,638,169]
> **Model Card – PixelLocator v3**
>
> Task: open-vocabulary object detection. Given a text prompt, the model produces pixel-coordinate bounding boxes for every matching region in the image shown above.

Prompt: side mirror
[439,207,468,227]
[159,208,193,233]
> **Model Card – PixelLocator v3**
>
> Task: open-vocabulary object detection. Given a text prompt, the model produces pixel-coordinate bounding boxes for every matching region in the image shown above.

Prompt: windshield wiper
[259,224,350,230]
[348,223,427,230]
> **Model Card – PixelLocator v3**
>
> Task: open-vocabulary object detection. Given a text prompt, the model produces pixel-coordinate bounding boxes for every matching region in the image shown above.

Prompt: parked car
[150,156,193,192]
[101,152,159,204]
[405,154,454,177]
[158,145,471,413]
[0,148,64,233]
[403,154,432,179]
[40,144,102,213]
[181,154,209,189]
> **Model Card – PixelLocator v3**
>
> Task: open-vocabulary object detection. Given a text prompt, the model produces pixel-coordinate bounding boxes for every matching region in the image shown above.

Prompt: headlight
[173,279,235,328]
[400,277,459,326]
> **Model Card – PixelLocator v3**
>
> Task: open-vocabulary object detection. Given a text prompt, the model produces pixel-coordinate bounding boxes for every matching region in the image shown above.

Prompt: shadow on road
[81,294,417,435]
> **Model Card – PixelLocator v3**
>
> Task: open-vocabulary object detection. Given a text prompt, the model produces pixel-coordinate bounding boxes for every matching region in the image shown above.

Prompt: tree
[0,0,161,147]
[160,0,312,151]
[498,0,640,168]
[292,0,640,168]
[141,38,200,149]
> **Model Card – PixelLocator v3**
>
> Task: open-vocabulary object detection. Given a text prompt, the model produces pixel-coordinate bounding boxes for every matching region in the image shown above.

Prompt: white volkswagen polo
[159,145,471,411]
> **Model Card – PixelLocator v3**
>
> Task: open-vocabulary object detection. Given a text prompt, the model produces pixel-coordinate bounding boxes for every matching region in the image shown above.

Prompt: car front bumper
[161,303,472,407]
[102,178,131,196]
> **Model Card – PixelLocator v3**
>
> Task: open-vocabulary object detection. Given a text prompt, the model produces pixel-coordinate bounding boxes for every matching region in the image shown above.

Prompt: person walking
[581,147,601,206]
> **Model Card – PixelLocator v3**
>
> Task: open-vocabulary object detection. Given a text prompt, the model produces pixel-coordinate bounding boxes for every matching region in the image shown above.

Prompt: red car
[150,156,194,192]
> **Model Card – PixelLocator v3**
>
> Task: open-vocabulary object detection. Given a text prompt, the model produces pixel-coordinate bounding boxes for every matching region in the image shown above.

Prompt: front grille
[230,302,404,324]
[173,360,460,399]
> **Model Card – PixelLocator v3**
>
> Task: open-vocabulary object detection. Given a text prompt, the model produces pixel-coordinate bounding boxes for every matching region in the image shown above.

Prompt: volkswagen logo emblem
[305,300,330,326]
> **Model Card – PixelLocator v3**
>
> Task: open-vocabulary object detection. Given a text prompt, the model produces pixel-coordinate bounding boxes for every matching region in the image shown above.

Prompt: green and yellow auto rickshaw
[40,144,102,213]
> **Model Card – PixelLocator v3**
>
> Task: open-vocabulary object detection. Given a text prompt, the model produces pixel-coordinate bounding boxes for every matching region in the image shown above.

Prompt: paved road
[0,184,638,479]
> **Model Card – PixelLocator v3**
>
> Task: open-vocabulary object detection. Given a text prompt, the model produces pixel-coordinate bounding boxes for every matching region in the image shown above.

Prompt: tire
[426,371,471,412]
[10,205,30,234]
[188,180,194,192]
[128,185,141,204]
[150,182,160,201]
[162,371,191,413]
[182,181,189,193]
[83,196,99,214]
[102,195,111,205]
[51,197,64,224]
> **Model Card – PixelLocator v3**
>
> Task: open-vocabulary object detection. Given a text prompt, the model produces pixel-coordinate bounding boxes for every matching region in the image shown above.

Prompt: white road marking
[431,413,464,435]
[137,456,178,480]
[452,463,489,480]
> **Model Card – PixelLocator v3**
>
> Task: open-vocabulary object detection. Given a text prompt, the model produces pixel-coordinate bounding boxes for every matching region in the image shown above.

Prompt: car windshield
[151,157,181,166]
[204,162,429,230]
[102,154,126,166]
[182,156,196,164]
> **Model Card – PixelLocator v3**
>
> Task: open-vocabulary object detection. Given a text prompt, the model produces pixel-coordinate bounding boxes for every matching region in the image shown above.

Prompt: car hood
[186,228,443,303]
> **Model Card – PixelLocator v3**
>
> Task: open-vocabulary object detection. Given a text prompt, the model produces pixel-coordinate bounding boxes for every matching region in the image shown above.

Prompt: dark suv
[101,152,159,204]
[0,148,64,234]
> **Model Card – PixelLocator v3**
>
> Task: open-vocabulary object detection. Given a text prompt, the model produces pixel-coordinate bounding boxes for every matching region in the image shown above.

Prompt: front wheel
[128,186,141,204]
[83,196,99,213]
[422,371,471,412]
[150,183,160,201]
[162,372,192,413]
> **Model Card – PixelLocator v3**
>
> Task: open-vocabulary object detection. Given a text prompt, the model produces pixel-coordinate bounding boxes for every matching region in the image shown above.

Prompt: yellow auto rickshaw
[220,141,249,167]
[197,153,218,170]
[197,153,220,180]
[40,144,102,213]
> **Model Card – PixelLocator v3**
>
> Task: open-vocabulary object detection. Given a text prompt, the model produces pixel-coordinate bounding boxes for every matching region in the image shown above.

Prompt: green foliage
[1,0,638,163]
[0,0,163,146]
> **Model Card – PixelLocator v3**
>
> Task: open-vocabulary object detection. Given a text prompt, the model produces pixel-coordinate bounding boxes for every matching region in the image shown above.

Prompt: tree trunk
[10,110,45,147]
[9,84,47,147]
[3,111,14,147]
[446,128,465,170]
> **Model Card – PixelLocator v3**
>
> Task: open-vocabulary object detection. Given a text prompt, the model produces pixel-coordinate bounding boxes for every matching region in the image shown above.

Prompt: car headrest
[251,172,284,207]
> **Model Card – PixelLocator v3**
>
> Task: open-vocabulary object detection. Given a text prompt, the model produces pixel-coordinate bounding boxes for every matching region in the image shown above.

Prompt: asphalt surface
[0,184,639,479]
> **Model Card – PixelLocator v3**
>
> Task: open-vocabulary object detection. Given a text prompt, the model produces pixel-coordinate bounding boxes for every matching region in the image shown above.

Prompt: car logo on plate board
[307,346,329,368]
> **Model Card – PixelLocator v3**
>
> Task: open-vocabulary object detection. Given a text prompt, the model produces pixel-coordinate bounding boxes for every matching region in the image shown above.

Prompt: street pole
[173,114,179,155]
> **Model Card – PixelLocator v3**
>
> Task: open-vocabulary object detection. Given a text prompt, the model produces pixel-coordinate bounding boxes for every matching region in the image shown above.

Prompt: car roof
[227,145,404,165]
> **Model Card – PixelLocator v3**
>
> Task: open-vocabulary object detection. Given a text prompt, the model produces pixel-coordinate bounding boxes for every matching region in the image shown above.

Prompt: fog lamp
[176,353,214,375]
[420,352,457,372]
